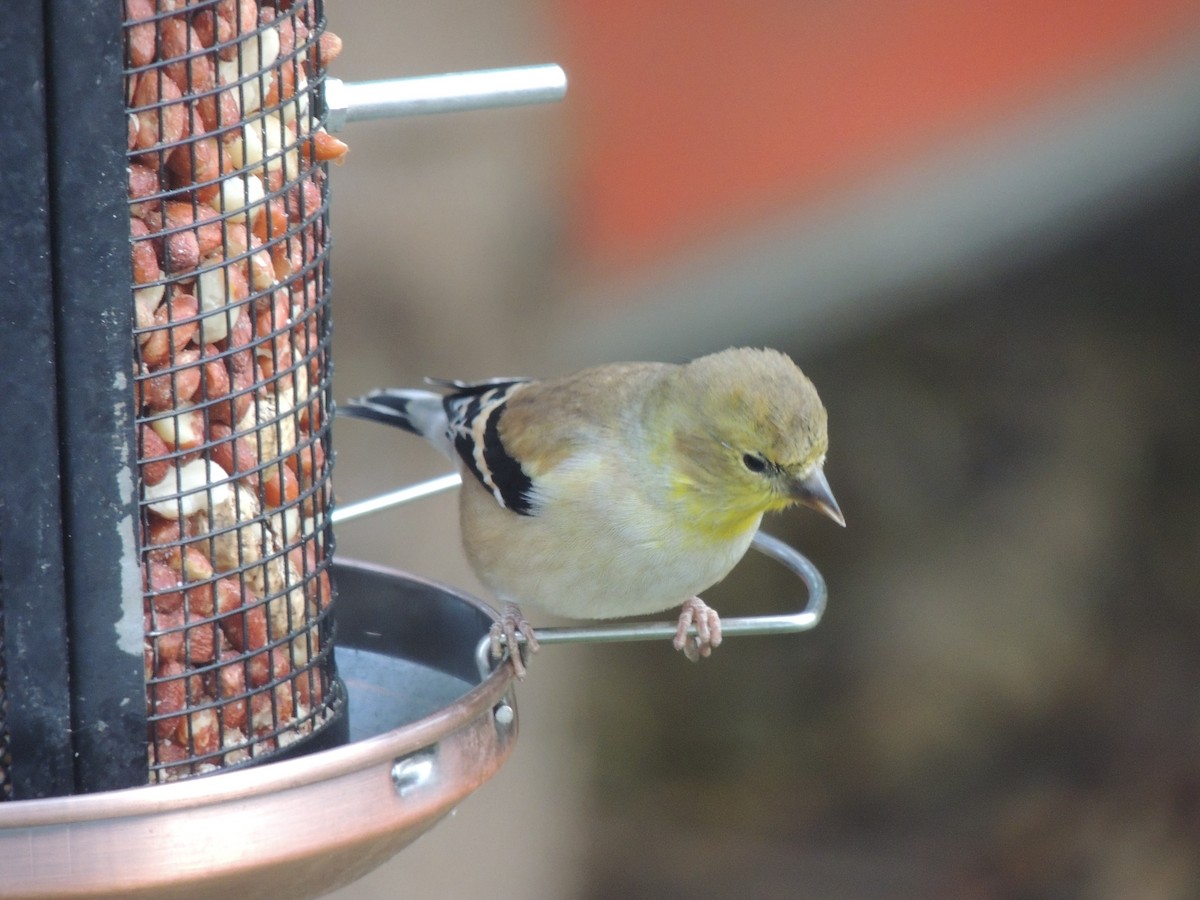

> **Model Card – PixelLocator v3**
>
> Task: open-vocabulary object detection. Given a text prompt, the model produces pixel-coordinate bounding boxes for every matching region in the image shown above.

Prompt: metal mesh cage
[125,0,348,781]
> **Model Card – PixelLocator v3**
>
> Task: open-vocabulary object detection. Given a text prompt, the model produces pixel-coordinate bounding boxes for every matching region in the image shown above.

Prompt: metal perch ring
[332,474,829,676]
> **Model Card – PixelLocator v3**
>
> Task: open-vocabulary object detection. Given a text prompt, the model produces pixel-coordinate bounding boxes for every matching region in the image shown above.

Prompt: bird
[340,347,844,678]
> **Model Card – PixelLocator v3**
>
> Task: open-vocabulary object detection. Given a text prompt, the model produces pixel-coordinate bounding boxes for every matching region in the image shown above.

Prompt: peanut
[315,30,343,68]
[141,346,202,412]
[131,215,163,286]
[200,343,232,406]
[146,561,184,615]
[214,306,255,425]
[306,130,349,164]
[132,71,187,160]
[261,463,299,509]
[192,2,242,56]
[151,661,188,739]
[143,458,232,518]
[147,407,205,452]
[160,20,215,98]
[140,424,172,486]
[208,421,260,486]
[163,201,224,257]
[150,609,186,667]
[196,84,243,137]
[180,544,215,583]
[128,162,160,201]
[196,254,250,344]
[185,621,218,665]
[214,648,249,729]
[251,680,294,734]
[251,198,288,243]
[247,645,291,690]
[176,707,220,756]
[167,109,224,199]
[215,576,246,616]
[124,0,157,68]
[221,602,268,653]
[140,292,198,368]
[191,10,225,50]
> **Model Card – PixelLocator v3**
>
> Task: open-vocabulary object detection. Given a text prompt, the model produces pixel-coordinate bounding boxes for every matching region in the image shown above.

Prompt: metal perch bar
[473,530,828,676]
[331,472,462,525]
[323,63,568,132]
[330,474,827,671]
[530,532,827,644]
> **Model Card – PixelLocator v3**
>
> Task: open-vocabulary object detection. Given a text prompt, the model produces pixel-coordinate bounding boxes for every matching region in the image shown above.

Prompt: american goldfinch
[341,347,843,677]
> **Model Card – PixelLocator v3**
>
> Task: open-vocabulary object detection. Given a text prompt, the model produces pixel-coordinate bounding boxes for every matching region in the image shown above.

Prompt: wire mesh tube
[125,0,348,782]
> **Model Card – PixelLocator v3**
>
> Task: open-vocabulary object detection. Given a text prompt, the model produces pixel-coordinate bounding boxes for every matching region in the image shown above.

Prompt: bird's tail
[338,389,453,455]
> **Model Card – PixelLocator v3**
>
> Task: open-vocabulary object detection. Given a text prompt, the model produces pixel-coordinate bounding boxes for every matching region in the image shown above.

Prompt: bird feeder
[0,2,826,895]
[0,1,559,893]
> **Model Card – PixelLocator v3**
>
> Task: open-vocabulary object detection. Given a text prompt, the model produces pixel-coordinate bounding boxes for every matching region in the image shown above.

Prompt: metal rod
[324,63,567,132]
[540,532,827,643]
[331,473,462,526]
[474,531,828,676]
[330,474,828,675]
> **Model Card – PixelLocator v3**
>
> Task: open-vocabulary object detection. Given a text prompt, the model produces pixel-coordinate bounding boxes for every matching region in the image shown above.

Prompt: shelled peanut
[125,0,345,782]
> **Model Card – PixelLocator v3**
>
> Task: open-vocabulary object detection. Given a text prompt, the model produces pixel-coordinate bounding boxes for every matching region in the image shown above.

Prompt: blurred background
[326,1,1200,897]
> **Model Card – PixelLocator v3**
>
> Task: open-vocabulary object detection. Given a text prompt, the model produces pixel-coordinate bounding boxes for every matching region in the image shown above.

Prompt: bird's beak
[791,467,845,527]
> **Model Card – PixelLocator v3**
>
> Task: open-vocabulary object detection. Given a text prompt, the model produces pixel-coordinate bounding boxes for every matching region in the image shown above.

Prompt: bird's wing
[442,379,539,516]
[441,362,670,518]
[424,375,532,392]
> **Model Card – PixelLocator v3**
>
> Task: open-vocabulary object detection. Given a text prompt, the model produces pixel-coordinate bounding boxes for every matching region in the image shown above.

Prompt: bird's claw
[490,601,540,679]
[672,596,723,662]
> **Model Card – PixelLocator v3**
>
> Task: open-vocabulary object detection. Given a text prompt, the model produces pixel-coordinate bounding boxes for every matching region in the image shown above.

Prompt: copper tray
[0,560,517,899]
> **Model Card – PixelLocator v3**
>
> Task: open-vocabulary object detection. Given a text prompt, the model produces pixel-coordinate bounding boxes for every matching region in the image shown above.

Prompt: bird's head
[655,347,844,537]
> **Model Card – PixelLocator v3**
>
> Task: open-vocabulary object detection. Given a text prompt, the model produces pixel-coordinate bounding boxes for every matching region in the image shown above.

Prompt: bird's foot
[489,601,540,679]
[672,596,723,662]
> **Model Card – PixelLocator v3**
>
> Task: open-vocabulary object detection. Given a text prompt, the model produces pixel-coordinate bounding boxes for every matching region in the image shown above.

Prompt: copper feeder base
[0,560,518,899]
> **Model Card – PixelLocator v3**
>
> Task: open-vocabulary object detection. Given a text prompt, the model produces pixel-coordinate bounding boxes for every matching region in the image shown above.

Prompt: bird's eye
[742,453,767,473]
